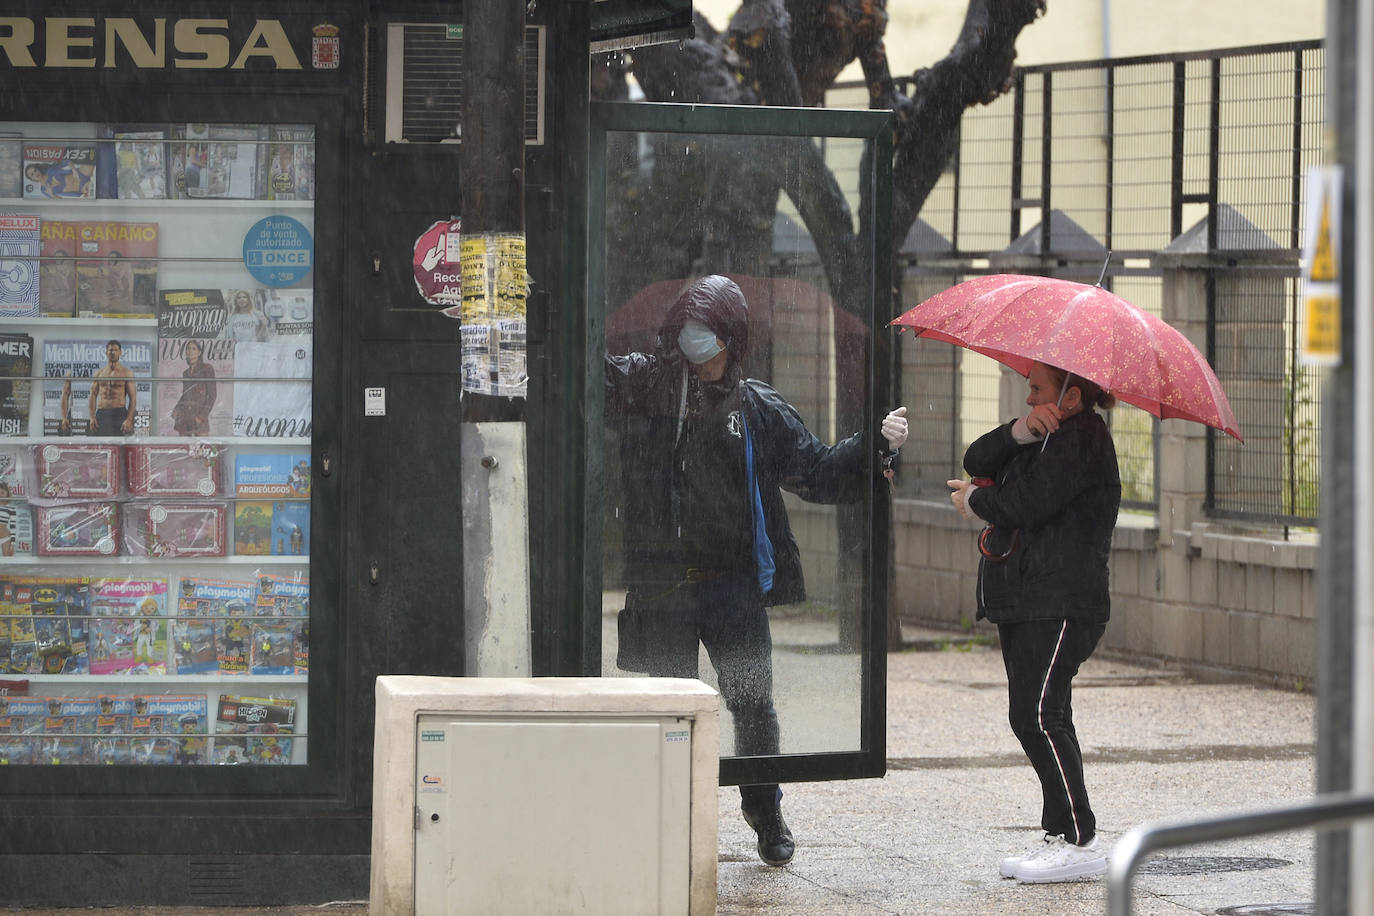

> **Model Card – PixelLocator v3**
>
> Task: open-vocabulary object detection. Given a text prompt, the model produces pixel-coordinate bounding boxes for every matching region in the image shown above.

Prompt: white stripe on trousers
[1036,619,1085,843]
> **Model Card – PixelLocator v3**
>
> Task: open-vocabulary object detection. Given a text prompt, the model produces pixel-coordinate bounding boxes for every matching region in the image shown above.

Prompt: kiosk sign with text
[243,215,313,287]
[413,218,463,308]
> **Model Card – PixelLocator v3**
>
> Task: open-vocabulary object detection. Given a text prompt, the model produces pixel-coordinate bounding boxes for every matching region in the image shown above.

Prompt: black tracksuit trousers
[997,618,1106,845]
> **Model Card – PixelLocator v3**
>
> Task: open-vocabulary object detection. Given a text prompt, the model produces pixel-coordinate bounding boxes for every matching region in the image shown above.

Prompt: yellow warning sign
[1301,294,1340,366]
[1300,167,1343,367]
[1309,195,1336,282]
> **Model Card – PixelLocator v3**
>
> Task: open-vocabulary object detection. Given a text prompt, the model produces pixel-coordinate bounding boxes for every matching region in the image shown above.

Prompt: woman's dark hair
[1042,364,1117,410]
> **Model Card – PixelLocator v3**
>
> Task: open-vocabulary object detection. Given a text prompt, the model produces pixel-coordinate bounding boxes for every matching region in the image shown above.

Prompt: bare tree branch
[595,0,1046,316]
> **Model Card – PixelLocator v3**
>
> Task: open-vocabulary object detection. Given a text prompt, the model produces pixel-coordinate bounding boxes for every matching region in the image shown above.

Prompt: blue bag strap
[742,413,775,594]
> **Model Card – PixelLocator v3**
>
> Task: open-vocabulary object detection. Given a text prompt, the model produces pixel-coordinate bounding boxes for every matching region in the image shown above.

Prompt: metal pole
[1348,0,1374,908]
[459,0,531,676]
[1316,0,1359,909]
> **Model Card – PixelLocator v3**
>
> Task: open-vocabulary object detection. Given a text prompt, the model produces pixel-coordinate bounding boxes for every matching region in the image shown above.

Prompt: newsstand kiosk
[0,1,894,906]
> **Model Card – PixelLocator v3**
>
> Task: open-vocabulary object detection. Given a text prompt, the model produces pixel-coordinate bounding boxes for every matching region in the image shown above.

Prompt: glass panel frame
[588,101,894,785]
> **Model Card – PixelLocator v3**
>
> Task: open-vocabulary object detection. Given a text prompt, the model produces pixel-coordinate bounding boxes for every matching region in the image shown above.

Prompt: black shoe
[742,806,795,866]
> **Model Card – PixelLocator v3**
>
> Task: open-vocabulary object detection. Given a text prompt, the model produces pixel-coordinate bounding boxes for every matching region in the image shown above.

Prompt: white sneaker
[999,834,1053,878]
[1012,834,1108,883]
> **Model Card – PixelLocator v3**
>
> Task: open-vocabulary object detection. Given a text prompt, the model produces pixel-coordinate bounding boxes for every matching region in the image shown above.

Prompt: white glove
[881,406,909,451]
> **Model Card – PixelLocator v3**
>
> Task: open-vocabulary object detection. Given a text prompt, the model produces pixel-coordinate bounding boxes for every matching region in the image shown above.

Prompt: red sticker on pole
[413,218,462,311]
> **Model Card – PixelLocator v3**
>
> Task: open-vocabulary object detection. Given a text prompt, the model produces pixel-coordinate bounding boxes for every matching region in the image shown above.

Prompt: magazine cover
[0,694,41,764]
[0,131,21,198]
[39,219,78,317]
[234,453,310,499]
[0,332,33,435]
[232,501,272,556]
[233,498,307,560]
[230,339,312,439]
[249,620,296,675]
[262,289,313,337]
[36,502,119,557]
[174,577,253,675]
[155,338,233,438]
[157,287,228,339]
[91,694,135,764]
[0,446,25,496]
[89,577,168,676]
[0,502,34,558]
[69,220,159,318]
[131,693,208,765]
[126,443,222,497]
[125,502,227,558]
[0,444,31,556]
[255,571,309,617]
[217,288,271,342]
[294,621,308,675]
[0,213,39,318]
[13,577,90,676]
[214,694,295,765]
[4,581,36,674]
[114,130,167,200]
[35,443,121,499]
[30,606,70,675]
[41,336,153,437]
[22,144,96,199]
[269,500,308,557]
[256,572,308,674]
[41,696,91,764]
[266,125,315,200]
[217,613,251,676]
[181,124,266,200]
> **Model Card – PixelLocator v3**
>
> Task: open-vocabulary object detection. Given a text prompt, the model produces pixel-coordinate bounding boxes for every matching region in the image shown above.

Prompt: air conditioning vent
[383,23,545,146]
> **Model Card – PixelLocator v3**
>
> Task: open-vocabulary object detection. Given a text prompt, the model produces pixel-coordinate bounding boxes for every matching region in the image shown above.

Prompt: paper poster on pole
[458,233,527,398]
[1300,166,1342,367]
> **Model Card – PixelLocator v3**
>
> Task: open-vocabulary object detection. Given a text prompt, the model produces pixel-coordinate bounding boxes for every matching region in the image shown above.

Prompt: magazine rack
[0,120,315,767]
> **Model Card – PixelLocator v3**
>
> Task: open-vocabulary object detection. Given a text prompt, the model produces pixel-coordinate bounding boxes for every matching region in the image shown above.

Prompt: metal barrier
[1107,791,1374,916]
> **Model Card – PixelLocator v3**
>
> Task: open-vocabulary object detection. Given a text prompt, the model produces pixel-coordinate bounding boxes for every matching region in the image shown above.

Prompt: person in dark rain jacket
[606,274,909,867]
[947,360,1121,885]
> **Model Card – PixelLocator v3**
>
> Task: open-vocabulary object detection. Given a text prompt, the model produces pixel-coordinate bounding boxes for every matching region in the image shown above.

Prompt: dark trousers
[640,572,782,815]
[997,618,1106,845]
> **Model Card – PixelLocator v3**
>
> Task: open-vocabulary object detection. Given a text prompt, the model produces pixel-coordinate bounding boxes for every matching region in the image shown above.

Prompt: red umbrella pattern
[890,274,1242,442]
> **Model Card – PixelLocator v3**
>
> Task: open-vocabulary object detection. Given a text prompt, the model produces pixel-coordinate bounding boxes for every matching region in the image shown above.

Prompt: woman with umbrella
[894,271,1241,883]
[947,361,1121,884]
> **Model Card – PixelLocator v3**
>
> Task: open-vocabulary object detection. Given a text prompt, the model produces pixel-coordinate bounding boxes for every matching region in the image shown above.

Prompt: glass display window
[0,120,314,766]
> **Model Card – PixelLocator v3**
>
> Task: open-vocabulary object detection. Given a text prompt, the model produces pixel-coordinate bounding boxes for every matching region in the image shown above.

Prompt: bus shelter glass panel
[597,118,885,770]
[0,121,313,767]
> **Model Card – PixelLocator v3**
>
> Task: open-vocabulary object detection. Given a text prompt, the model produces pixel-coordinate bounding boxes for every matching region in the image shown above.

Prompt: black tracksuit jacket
[964,409,1122,625]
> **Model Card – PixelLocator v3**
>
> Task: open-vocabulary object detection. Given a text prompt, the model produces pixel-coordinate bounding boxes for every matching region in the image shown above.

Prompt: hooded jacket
[964,409,1121,624]
[604,275,872,605]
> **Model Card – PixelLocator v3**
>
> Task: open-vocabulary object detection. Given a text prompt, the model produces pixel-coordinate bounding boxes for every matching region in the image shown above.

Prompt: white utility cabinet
[370,676,721,916]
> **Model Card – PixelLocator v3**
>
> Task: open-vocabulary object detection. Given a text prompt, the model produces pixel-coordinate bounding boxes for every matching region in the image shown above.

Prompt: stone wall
[889,497,1317,684]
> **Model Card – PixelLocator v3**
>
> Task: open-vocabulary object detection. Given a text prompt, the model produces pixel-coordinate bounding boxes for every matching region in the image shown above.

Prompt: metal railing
[834,40,1328,526]
[1107,791,1374,916]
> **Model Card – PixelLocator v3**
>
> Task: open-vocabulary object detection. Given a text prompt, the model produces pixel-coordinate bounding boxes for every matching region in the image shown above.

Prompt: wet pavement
[9,624,1318,915]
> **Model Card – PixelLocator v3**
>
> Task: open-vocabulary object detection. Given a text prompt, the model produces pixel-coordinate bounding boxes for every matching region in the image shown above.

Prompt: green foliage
[1283,365,1321,518]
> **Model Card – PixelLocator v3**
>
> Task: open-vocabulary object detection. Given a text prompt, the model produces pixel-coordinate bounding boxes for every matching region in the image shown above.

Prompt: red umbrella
[890,274,1243,442]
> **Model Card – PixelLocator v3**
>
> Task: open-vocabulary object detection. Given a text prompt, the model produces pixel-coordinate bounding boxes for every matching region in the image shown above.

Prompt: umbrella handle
[978,525,1018,562]
[1038,370,1074,454]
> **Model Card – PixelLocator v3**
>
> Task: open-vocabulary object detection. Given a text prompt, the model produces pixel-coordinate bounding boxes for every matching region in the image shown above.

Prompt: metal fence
[835,40,1327,526]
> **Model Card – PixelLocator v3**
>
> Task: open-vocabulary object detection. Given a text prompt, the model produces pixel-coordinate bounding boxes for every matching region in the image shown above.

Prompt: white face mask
[678,320,723,364]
